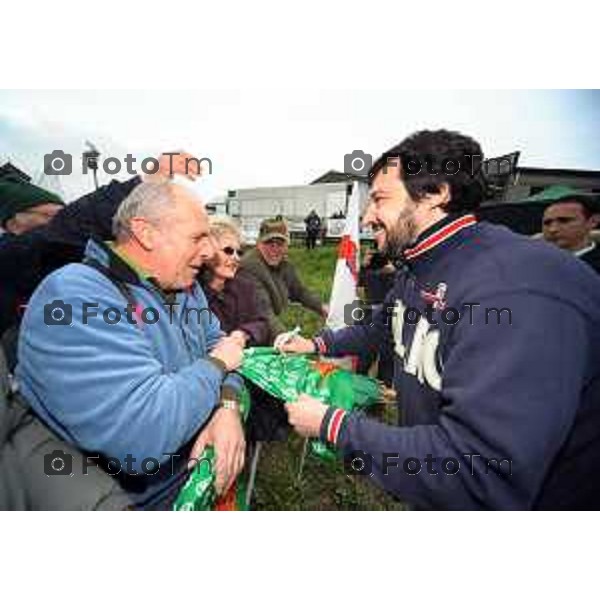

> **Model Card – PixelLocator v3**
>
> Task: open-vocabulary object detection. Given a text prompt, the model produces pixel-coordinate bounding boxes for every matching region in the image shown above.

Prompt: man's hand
[210,335,244,370]
[143,151,204,183]
[273,333,316,354]
[285,394,329,438]
[189,406,246,495]
[229,330,249,348]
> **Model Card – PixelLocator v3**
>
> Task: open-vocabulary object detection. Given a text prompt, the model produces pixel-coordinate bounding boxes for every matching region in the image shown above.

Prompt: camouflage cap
[258,217,290,243]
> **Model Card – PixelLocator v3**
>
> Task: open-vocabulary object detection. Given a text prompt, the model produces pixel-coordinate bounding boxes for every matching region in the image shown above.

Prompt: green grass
[252,243,405,511]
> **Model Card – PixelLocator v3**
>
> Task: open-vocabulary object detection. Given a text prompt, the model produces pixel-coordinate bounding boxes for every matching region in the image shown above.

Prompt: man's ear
[424,183,451,211]
[589,214,600,229]
[128,217,157,250]
[3,216,19,235]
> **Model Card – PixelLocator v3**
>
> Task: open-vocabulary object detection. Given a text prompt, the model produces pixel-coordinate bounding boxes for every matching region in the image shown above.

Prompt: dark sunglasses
[222,246,241,258]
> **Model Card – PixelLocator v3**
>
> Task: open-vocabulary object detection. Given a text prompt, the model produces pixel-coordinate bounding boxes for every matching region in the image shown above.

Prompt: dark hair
[369,129,486,213]
[547,196,598,219]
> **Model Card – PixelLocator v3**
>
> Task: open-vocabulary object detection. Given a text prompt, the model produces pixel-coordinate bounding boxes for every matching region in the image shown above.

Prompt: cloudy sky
[0,89,599,202]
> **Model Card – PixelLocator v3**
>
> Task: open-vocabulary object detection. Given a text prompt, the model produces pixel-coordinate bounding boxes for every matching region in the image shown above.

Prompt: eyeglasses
[222,246,241,258]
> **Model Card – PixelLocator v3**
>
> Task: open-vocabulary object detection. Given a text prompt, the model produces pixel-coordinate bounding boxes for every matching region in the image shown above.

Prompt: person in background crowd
[200,216,270,347]
[542,196,600,274]
[356,246,396,386]
[0,178,66,369]
[0,178,64,236]
[279,129,600,510]
[358,246,396,306]
[304,209,322,250]
[239,217,328,342]
[201,216,288,442]
[16,180,246,509]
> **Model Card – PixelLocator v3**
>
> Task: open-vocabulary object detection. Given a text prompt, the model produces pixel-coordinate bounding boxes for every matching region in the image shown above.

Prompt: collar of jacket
[84,238,177,303]
[403,213,477,263]
[245,247,286,273]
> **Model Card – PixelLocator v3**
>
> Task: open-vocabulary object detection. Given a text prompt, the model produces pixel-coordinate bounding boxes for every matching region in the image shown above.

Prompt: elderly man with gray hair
[16,181,246,509]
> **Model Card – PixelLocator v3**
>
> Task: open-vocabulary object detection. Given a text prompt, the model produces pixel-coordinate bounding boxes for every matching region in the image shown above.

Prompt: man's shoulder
[279,258,298,278]
[27,262,130,312]
[453,223,600,306]
[240,249,269,277]
[580,243,600,273]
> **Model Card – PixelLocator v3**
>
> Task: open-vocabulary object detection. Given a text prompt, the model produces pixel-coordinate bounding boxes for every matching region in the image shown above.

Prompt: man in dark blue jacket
[280,129,600,510]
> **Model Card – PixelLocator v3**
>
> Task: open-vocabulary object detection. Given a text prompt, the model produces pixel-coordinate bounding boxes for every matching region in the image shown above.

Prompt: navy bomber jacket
[314,214,600,510]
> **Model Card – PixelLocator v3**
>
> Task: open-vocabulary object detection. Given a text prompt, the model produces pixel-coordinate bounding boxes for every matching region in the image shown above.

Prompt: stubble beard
[383,205,418,258]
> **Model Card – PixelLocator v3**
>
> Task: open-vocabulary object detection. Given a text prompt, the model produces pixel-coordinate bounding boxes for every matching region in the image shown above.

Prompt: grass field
[251,243,405,511]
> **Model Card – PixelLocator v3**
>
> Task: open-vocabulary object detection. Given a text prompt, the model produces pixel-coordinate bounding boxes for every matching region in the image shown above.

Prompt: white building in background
[206,159,600,244]
[208,171,367,243]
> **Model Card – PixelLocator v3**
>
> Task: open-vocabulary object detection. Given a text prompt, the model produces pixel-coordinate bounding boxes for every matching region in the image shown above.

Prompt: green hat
[258,217,290,243]
[0,179,64,227]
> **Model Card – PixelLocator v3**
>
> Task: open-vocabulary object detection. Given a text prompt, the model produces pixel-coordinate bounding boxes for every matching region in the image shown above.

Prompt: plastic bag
[172,387,250,511]
[237,347,382,459]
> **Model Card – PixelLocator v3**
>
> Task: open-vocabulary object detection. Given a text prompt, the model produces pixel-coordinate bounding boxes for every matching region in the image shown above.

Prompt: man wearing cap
[239,218,328,342]
[0,179,64,236]
[0,179,65,368]
[542,196,600,274]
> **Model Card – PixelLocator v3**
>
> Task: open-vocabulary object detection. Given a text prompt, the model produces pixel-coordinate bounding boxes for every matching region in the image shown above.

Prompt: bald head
[113,182,202,240]
[114,182,215,290]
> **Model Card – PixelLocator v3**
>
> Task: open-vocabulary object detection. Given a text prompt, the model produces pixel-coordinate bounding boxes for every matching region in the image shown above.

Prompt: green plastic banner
[173,387,250,512]
[173,348,383,510]
[237,347,382,460]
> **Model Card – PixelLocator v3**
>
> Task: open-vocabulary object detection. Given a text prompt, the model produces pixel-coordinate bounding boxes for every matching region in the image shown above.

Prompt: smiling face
[362,163,425,256]
[126,187,214,290]
[211,232,242,281]
[257,238,288,266]
[153,199,213,289]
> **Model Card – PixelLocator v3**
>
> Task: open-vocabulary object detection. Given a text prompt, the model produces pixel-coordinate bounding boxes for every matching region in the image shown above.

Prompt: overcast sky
[1,89,599,202]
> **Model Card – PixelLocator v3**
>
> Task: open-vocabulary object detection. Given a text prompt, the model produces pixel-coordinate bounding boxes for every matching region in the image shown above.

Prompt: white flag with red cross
[326,181,366,331]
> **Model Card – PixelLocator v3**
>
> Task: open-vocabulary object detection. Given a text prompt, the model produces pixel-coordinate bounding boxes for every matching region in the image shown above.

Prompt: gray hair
[112,182,179,241]
[208,215,243,245]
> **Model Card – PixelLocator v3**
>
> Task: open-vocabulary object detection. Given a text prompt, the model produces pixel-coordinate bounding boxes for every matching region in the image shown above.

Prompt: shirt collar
[574,241,596,258]
[108,242,153,281]
[403,213,477,262]
[86,239,179,303]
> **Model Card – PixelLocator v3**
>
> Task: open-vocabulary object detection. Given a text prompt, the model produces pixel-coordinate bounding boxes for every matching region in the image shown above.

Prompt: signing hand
[285,394,329,438]
[273,333,316,354]
[189,406,245,495]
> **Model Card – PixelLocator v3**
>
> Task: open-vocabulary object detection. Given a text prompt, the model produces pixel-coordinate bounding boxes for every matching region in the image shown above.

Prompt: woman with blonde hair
[201,216,270,347]
[201,216,289,443]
